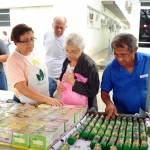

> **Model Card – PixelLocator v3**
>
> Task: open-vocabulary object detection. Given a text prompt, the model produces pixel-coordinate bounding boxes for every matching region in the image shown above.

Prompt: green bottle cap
[67,136,76,145]
[100,142,106,150]
[90,141,97,149]
[81,131,89,139]
[132,145,139,150]
[89,132,96,140]
[107,142,113,149]
[123,144,131,150]
[116,143,122,150]
[140,145,148,150]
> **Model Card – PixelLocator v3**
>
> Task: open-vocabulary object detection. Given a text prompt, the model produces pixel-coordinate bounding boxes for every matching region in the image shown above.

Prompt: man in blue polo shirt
[100,33,150,119]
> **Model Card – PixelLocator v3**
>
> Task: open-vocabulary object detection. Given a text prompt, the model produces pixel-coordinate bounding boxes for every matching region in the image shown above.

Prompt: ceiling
[102,0,130,26]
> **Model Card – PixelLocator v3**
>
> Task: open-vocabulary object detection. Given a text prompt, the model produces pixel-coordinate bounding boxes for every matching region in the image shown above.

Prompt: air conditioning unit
[116,24,121,30]
[89,13,94,21]
[101,19,107,25]
[107,20,113,27]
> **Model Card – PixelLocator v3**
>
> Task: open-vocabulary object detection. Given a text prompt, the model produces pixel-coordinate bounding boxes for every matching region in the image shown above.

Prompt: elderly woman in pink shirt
[6,24,63,106]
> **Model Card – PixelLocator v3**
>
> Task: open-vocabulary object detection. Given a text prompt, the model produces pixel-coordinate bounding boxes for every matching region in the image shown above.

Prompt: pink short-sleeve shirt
[6,51,28,88]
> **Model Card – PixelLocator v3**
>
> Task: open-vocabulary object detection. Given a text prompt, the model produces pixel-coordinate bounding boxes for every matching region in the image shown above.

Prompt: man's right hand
[105,103,118,120]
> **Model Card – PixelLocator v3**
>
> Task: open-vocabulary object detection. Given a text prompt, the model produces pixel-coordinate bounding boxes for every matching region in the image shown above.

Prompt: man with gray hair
[101,33,150,119]
[44,16,67,97]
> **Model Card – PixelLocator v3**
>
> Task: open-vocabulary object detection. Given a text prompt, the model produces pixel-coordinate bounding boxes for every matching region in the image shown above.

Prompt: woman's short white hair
[65,32,85,51]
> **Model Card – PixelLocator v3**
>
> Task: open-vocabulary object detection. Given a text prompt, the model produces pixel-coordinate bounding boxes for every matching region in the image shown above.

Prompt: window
[139,3,150,48]
[87,7,100,29]
[0,9,10,26]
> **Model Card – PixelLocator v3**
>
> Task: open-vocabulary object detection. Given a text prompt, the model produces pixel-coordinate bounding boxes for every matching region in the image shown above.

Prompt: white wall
[0,0,130,61]
[8,6,54,59]
[127,0,140,39]
[6,0,88,60]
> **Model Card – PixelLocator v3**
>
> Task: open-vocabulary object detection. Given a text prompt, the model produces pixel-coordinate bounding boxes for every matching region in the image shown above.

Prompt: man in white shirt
[43,16,67,97]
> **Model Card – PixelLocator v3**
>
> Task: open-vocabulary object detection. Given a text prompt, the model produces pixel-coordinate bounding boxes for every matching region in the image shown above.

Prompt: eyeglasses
[66,50,80,56]
[19,37,36,44]
[114,52,132,60]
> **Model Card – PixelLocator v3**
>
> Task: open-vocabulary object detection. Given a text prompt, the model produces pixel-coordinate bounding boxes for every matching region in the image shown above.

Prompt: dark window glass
[0,9,10,27]
[139,9,150,43]
[0,14,10,21]
[141,2,150,6]
[138,43,150,48]
[0,9,9,13]
[0,22,10,26]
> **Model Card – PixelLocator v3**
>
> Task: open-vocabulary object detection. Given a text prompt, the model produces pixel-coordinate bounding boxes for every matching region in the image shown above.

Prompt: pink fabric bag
[61,73,88,106]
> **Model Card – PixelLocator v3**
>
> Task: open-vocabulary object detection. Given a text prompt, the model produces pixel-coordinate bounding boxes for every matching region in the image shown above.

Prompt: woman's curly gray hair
[65,32,85,51]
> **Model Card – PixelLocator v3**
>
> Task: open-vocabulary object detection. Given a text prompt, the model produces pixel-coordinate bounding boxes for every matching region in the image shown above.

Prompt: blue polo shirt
[101,52,150,114]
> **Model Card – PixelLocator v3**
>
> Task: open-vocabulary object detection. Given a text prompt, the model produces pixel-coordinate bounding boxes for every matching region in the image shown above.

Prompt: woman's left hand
[63,72,75,85]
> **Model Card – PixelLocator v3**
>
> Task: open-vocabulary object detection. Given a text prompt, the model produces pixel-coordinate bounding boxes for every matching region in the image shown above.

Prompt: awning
[102,0,130,27]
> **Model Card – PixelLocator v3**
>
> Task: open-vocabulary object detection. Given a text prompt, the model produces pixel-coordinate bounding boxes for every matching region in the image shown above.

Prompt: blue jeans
[0,68,8,90]
[48,77,57,97]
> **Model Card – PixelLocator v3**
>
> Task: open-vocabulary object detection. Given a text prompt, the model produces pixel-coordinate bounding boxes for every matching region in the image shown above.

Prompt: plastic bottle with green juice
[89,119,102,140]
[88,127,98,140]
[93,143,101,150]
[77,125,86,135]
[82,114,94,127]
[145,118,150,137]
[97,129,105,138]
[133,132,139,140]
[104,129,112,138]
[81,125,93,139]
[94,114,99,119]
[107,137,117,149]
[82,115,98,140]
[95,119,102,130]
[67,131,80,145]
[132,140,140,150]
[132,126,139,149]
[59,144,70,150]
[123,138,132,150]
[88,119,96,128]
[90,135,101,150]
[67,124,86,145]
[107,124,113,132]
[116,137,124,150]
[140,141,148,150]
[100,136,109,150]
[97,120,109,137]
